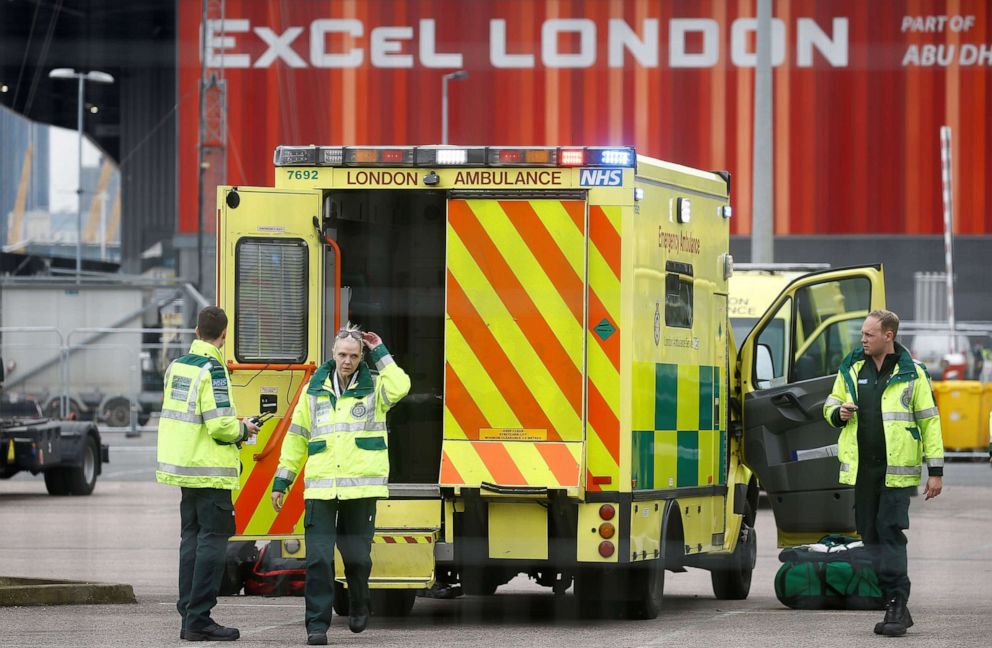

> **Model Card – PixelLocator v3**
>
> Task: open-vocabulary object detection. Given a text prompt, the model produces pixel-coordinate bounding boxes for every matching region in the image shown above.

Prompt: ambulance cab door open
[738,265,886,546]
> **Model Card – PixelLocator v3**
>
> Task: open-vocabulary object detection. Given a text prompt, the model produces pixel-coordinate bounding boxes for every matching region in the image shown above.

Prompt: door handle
[770,392,811,419]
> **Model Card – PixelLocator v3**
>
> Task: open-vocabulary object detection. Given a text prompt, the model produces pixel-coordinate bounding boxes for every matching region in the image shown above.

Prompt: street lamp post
[441,70,468,145]
[48,68,114,281]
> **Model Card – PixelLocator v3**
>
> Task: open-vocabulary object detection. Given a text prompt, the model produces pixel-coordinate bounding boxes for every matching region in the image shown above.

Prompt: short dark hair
[197,306,228,341]
[868,309,899,338]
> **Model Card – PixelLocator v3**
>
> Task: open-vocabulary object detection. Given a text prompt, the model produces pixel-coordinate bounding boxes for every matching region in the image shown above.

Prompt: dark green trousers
[178,487,235,632]
[303,497,377,634]
[855,466,914,602]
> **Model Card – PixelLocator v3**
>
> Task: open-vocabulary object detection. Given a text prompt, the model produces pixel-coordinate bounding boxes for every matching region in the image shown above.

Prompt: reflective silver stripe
[188,365,212,414]
[304,476,389,489]
[366,391,377,422]
[309,394,319,431]
[314,421,387,435]
[202,407,236,421]
[915,407,939,419]
[160,409,203,424]
[926,457,944,468]
[882,411,914,422]
[380,386,394,408]
[824,397,843,408]
[338,476,388,487]
[275,468,296,482]
[375,354,395,371]
[157,462,238,478]
[840,463,851,473]
[887,465,921,476]
[288,423,310,439]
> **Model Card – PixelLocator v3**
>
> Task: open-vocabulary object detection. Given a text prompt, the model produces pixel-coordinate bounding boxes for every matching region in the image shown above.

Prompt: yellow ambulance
[216,145,885,617]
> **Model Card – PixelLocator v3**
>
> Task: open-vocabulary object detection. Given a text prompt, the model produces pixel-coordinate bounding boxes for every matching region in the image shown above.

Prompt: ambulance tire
[711,504,756,600]
[371,589,416,617]
[626,556,665,620]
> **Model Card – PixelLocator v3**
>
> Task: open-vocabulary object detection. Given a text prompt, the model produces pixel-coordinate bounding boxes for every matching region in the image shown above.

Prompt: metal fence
[1,325,195,434]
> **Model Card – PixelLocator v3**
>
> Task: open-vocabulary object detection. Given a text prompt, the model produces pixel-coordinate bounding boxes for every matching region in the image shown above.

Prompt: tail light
[598,541,615,558]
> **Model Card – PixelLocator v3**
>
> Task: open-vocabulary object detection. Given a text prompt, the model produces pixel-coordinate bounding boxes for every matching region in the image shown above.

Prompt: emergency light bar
[274,145,637,169]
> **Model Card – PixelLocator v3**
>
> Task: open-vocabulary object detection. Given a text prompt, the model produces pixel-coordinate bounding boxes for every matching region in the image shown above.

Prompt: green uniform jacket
[822,342,944,487]
[272,344,410,500]
[156,339,247,490]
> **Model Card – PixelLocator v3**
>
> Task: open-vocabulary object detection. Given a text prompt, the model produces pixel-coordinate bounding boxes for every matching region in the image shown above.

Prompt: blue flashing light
[599,149,632,166]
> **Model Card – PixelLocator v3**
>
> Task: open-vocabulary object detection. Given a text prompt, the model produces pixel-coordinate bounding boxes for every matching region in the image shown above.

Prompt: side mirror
[755,343,775,389]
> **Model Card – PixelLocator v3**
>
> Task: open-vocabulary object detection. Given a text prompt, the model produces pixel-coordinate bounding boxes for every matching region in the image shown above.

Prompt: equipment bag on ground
[244,541,306,597]
[774,535,885,610]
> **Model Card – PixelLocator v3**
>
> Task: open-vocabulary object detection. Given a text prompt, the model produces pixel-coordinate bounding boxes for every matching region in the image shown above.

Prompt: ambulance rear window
[234,238,308,363]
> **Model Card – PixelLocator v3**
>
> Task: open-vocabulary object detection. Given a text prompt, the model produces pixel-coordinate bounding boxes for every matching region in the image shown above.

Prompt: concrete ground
[1,430,990,647]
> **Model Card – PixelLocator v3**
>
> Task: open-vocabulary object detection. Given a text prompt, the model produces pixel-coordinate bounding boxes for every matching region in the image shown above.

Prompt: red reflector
[598,504,615,520]
[598,541,615,558]
[591,475,612,485]
[381,150,405,162]
[560,149,584,165]
[499,150,522,163]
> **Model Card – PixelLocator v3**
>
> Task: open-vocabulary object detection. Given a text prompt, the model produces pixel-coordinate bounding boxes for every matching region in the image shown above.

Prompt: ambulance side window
[791,277,871,381]
[754,299,791,388]
[664,272,693,328]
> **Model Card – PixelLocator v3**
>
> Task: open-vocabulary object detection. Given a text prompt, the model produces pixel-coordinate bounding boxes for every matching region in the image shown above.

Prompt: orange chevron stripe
[444,364,489,439]
[270,465,305,534]
[589,205,621,280]
[448,200,582,416]
[500,200,584,325]
[439,450,465,484]
[536,442,581,487]
[563,199,585,234]
[446,272,561,440]
[473,442,528,485]
[588,386,620,465]
[588,290,620,372]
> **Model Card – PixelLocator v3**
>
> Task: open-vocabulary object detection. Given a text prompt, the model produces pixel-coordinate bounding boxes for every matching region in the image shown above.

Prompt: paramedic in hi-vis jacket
[157,306,260,642]
[271,325,410,647]
[823,310,943,637]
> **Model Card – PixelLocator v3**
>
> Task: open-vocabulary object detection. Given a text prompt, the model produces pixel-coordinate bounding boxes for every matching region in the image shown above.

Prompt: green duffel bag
[774,535,885,610]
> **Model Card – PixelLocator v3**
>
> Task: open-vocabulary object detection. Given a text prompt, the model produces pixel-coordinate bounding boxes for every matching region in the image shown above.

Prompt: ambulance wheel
[332,582,350,616]
[372,589,416,617]
[626,556,665,620]
[711,505,756,600]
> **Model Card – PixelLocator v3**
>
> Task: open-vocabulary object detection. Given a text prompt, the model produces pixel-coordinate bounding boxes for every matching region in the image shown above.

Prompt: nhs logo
[579,168,623,186]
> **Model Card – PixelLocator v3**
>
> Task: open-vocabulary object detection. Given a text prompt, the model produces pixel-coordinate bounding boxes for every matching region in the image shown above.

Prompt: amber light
[598,541,615,558]
[525,149,552,163]
[598,504,615,520]
[352,149,379,162]
[598,523,615,539]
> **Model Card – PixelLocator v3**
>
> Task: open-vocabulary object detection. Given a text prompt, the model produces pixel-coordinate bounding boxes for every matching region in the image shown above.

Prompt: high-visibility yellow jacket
[272,344,410,500]
[823,343,944,487]
[156,339,246,490]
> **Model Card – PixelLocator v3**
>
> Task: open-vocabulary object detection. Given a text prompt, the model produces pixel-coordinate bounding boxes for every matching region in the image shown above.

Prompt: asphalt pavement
[1,429,990,647]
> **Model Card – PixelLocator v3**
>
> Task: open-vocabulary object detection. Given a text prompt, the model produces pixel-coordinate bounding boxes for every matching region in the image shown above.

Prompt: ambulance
[216,145,885,618]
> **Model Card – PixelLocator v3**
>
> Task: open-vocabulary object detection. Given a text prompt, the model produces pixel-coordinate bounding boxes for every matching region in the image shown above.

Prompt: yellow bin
[932,380,984,451]
[982,384,992,452]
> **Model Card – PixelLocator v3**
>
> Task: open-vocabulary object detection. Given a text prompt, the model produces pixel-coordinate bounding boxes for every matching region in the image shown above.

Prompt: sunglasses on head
[335,329,363,341]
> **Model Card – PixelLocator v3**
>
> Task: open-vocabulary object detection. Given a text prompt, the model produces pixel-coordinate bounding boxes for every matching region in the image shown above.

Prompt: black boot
[349,609,369,634]
[876,595,912,636]
[184,622,240,641]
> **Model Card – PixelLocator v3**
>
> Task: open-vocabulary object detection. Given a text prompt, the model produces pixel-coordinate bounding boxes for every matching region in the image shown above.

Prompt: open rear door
[738,265,886,546]
[439,196,589,496]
